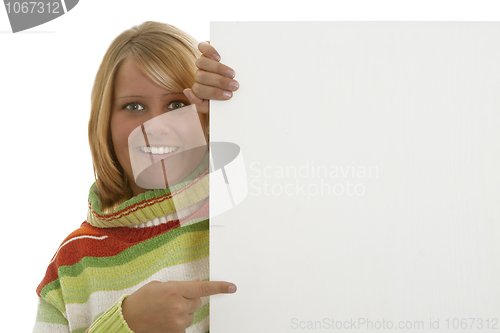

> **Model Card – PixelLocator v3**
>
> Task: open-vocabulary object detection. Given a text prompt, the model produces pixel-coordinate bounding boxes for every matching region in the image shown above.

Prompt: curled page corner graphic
[128,104,208,191]
[127,104,248,224]
[4,0,79,33]
[209,141,248,219]
[127,104,210,226]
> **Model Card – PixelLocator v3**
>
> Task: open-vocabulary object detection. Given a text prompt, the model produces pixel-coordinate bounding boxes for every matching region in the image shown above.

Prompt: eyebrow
[116,92,184,100]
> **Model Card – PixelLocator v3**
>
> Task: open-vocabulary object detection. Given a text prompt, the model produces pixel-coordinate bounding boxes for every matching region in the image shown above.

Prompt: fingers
[199,41,220,61]
[186,278,202,313]
[195,69,238,94]
[194,62,238,101]
[182,281,237,299]
[186,296,203,315]
[192,82,234,101]
[168,298,196,330]
[196,56,235,79]
[183,88,209,114]
[195,42,238,102]
[123,280,227,332]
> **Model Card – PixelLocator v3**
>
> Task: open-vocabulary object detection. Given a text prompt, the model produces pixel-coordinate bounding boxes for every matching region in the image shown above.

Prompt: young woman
[33,21,239,333]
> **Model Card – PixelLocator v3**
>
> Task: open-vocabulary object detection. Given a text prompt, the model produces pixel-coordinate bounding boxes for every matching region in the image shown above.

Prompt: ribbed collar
[87,153,209,228]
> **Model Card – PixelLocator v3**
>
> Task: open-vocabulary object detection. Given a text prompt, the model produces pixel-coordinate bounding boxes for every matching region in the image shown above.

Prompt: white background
[0,0,499,331]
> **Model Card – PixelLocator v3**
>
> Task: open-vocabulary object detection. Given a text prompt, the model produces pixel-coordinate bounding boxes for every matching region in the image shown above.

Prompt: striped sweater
[33,154,210,333]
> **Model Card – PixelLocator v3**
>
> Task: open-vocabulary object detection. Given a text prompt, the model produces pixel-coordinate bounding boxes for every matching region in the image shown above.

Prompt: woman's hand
[183,41,239,114]
[122,279,237,333]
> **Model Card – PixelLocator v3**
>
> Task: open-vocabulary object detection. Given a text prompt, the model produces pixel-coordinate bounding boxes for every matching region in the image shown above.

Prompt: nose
[143,109,172,137]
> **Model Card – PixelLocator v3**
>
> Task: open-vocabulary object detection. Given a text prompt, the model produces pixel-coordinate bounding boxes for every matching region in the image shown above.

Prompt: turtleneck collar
[87,152,209,228]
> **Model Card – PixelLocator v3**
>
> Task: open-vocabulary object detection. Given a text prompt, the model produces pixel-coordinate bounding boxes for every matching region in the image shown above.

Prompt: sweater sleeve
[32,295,134,333]
[87,294,134,333]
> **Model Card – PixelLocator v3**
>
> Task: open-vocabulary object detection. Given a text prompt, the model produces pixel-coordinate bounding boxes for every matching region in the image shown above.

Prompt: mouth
[137,146,180,163]
[139,146,179,154]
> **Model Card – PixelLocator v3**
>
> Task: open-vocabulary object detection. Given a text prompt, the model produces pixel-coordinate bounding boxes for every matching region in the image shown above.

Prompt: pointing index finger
[199,41,220,62]
[182,281,237,299]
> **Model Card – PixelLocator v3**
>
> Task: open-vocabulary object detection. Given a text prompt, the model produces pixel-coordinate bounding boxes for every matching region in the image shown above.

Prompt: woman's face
[110,57,207,197]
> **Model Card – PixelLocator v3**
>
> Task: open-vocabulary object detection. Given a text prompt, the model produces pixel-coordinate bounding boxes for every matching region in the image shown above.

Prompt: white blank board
[209,22,500,332]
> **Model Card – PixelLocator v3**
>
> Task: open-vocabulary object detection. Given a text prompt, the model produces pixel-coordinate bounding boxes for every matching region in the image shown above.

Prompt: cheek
[178,114,207,143]
[110,114,138,164]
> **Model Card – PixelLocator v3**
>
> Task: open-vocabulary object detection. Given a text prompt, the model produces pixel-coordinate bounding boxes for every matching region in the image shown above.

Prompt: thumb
[184,88,209,114]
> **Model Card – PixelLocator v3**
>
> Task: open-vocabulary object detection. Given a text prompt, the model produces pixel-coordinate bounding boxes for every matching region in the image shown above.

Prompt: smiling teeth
[140,146,179,154]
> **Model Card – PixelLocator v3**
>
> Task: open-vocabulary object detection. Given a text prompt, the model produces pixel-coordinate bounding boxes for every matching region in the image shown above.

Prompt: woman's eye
[124,103,144,111]
[168,101,188,110]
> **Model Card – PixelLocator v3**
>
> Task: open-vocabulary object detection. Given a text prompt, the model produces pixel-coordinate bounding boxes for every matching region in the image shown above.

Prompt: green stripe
[192,303,209,326]
[62,241,208,303]
[71,328,87,333]
[182,216,209,227]
[41,220,207,297]
[36,298,68,325]
[63,220,208,273]
[42,222,209,306]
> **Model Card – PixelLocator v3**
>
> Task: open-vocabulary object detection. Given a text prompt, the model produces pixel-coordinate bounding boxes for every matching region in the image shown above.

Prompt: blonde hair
[88,21,207,211]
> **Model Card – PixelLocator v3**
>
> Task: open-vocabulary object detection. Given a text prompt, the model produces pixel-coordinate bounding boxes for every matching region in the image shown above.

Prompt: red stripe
[37,198,209,296]
[37,219,180,295]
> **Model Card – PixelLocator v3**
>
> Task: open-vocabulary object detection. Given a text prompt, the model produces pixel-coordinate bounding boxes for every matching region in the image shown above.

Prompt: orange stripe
[36,219,180,295]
